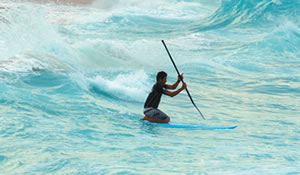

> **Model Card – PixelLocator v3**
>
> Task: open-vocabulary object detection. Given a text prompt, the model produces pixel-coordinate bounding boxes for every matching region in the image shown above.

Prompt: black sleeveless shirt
[144,83,168,109]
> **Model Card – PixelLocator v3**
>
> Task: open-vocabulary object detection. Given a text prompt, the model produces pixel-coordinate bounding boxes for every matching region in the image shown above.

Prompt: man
[141,71,187,123]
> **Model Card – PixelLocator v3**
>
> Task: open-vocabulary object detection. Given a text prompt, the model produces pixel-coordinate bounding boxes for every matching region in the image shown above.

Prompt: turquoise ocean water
[0,0,299,174]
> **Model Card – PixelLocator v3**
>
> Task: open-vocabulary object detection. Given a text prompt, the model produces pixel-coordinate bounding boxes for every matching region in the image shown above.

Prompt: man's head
[156,71,167,84]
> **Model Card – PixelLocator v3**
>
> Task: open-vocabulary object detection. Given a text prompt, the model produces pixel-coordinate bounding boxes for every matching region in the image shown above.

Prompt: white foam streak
[89,70,151,102]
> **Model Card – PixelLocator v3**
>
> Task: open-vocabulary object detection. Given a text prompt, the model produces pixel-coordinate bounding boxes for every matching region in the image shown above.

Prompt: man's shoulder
[152,83,168,94]
[153,83,167,89]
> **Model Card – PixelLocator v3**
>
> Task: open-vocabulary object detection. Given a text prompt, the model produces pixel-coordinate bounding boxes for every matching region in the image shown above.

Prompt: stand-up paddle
[161,40,206,120]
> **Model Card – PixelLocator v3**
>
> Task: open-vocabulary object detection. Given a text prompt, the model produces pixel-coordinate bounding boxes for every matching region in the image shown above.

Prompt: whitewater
[0,0,299,174]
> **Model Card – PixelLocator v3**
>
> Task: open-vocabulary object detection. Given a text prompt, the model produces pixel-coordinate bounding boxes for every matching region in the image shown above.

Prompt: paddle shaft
[161,40,205,120]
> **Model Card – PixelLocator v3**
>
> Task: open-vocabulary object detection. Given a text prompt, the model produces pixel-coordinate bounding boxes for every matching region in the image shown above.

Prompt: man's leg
[141,108,170,123]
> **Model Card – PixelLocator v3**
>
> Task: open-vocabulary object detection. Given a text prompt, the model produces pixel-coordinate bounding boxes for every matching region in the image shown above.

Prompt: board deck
[156,123,237,130]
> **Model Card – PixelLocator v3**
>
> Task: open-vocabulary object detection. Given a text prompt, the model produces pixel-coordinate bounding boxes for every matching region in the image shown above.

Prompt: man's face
[158,76,167,85]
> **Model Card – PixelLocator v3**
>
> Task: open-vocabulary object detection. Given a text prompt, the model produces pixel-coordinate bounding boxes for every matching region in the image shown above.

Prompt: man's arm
[165,83,186,97]
[166,73,183,90]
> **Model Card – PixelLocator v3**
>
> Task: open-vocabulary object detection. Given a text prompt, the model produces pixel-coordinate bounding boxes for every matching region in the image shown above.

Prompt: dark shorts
[143,108,169,120]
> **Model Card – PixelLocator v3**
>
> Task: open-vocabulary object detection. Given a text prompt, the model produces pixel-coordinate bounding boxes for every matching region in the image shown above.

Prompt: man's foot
[140,116,170,123]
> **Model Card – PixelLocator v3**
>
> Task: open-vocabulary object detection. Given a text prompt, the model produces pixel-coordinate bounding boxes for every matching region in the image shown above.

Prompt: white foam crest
[0,2,79,71]
[89,70,151,102]
[90,0,215,19]
[0,4,52,58]
[91,0,165,10]
[0,53,70,72]
[0,55,46,72]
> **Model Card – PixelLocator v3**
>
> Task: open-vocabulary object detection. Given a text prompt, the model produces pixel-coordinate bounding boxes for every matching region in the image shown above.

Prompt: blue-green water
[0,0,300,174]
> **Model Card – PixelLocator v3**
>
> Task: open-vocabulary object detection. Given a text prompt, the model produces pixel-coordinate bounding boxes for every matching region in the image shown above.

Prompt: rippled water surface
[0,0,299,174]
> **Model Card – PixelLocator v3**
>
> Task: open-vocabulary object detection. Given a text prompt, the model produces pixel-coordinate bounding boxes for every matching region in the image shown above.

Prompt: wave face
[0,0,299,174]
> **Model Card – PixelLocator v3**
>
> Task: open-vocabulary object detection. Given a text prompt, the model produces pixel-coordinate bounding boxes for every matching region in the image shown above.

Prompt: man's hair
[156,71,167,81]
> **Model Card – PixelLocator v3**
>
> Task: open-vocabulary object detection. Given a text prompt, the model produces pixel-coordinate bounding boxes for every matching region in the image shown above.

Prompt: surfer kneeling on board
[141,71,186,123]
